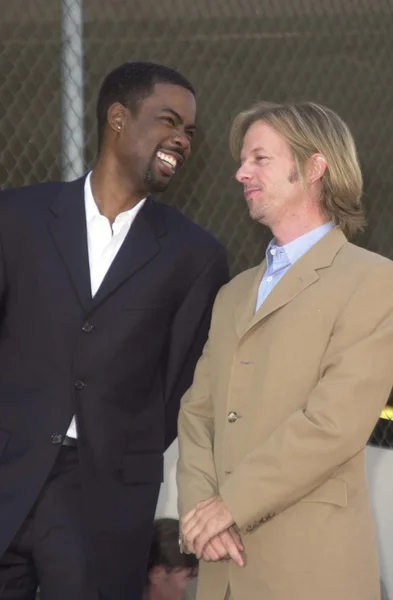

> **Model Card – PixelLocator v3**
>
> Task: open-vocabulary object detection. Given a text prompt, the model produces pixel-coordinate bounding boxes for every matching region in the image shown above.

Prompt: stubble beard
[249,200,268,224]
[143,160,169,194]
[251,166,299,223]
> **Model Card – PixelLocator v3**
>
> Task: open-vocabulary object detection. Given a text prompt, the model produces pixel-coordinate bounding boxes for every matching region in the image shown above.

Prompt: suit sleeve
[164,246,229,450]
[220,262,393,530]
[176,332,217,517]
[0,205,8,311]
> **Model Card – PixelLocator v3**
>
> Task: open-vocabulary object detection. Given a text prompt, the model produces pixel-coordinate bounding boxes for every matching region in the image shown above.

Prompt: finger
[209,536,229,560]
[226,545,244,568]
[229,529,244,551]
[218,532,244,567]
[183,507,213,544]
[183,499,218,536]
[182,513,202,538]
[195,524,225,558]
[182,507,211,538]
[183,519,204,549]
[185,501,227,550]
[185,518,212,554]
[192,523,214,558]
[184,536,196,555]
[182,497,215,531]
[202,542,221,562]
[181,506,198,528]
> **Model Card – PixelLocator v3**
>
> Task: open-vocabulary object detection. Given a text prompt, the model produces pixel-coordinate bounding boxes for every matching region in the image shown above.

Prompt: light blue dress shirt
[255,222,334,312]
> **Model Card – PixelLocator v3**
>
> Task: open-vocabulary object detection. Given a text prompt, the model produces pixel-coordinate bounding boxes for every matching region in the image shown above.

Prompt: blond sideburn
[230,102,365,238]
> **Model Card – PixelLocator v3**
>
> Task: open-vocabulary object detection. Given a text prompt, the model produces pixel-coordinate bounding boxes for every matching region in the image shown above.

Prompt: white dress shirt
[66,173,146,438]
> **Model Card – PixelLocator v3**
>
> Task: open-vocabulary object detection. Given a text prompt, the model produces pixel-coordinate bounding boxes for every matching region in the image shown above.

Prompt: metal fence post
[60,0,85,181]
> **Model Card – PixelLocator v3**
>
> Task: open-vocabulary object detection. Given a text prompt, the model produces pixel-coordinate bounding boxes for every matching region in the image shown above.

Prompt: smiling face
[112,83,196,195]
[235,120,306,227]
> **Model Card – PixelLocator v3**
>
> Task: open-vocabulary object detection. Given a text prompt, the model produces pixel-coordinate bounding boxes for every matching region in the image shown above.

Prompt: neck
[269,206,329,246]
[90,154,146,222]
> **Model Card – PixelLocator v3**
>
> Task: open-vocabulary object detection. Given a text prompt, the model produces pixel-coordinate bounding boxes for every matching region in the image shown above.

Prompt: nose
[235,162,251,183]
[172,129,191,153]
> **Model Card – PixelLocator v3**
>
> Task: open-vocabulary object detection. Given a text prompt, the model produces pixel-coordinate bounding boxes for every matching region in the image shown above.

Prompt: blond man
[177,102,393,600]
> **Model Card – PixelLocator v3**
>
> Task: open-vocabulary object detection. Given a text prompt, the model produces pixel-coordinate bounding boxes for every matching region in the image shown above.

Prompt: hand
[201,528,244,567]
[182,495,235,559]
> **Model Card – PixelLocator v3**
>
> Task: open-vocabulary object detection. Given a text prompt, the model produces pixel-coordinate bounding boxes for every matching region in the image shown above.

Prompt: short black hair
[147,518,198,580]
[96,62,195,150]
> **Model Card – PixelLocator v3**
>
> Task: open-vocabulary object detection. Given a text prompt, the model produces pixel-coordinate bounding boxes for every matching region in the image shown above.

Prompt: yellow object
[380,405,393,420]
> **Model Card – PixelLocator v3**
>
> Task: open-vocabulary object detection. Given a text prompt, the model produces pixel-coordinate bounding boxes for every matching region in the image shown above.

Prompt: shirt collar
[266,221,334,266]
[84,172,100,222]
[84,172,146,224]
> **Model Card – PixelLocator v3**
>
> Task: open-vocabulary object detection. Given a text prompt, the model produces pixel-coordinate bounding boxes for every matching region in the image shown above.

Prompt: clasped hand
[181,495,244,567]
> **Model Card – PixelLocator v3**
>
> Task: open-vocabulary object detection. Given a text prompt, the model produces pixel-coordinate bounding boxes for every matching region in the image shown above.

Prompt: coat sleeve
[164,246,229,450]
[0,204,8,312]
[176,333,217,517]
[219,261,393,530]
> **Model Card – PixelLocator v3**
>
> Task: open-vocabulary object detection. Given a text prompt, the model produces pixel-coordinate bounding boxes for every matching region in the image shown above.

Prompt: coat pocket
[300,477,347,507]
[121,453,164,484]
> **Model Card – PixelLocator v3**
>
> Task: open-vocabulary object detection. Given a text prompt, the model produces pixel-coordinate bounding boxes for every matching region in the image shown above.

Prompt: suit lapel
[90,197,163,309]
[49,181,164,312]
[246,265,319,334]
[235,262,266,339]
[237,227,347,339]
[48,176,92,310]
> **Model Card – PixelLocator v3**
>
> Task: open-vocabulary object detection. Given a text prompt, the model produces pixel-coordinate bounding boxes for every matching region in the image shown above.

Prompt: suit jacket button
[74,380,86,390]
[51,434,64,445]
[81,322,94,333]
[228,411,238,423]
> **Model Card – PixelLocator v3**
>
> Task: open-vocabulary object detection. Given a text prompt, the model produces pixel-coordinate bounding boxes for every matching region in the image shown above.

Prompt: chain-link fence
[0,0,392,448]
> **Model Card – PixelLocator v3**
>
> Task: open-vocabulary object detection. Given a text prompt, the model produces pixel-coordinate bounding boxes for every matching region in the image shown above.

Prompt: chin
[250,210,267,224]
[144,172,170,194]
[249,210,260,221]
[150,180,170,193]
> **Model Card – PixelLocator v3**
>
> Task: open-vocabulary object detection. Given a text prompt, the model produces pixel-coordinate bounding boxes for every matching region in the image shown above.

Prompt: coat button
[51,433,64,445]
[74,380,86,390]
[81,322,94,333]
[227,411,238,423]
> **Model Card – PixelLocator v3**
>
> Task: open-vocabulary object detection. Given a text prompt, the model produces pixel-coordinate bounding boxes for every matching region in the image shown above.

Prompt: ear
[307,153,327,184]
[107,102,128,134]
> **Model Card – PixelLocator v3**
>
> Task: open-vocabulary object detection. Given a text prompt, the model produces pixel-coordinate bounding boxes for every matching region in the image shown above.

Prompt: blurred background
[0,0,392,597]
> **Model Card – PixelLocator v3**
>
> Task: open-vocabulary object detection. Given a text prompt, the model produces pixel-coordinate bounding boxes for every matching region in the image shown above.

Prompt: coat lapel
[236,227,347,339]
[49,180,164,312]
[90,197,163,309]
[48,176,92,310]
[235,262,266,339]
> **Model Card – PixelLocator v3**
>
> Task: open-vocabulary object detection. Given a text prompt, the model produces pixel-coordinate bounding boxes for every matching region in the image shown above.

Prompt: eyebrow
[161,107,197,131]
[252,146,268,153]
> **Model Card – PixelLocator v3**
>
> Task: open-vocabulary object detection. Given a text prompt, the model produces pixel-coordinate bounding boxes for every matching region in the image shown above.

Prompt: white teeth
[157,151,177,169]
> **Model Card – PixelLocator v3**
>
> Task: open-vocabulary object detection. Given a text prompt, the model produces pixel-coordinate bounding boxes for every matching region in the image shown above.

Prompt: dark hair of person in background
[96,62,196,152]
[145,518,198,600]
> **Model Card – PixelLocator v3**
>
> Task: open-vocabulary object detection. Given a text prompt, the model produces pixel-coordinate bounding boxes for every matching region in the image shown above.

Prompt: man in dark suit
[0,62,228,600]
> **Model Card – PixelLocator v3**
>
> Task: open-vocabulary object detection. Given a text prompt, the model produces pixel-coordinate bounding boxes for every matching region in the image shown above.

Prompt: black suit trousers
[0,446,121,600]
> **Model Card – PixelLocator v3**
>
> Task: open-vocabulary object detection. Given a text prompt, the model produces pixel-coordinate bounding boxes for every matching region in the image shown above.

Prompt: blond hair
[230,101,365,238]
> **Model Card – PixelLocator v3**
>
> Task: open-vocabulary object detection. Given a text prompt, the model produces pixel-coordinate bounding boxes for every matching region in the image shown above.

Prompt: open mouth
[156,150,182,175]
